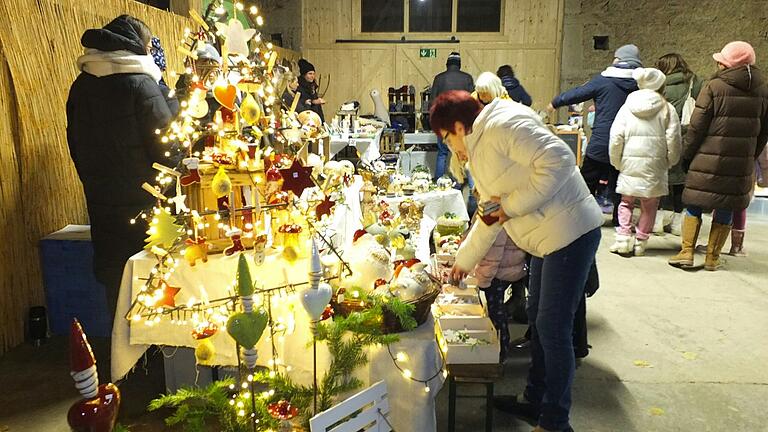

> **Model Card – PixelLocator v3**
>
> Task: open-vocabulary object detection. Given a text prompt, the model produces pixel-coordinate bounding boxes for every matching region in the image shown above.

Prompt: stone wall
[560,0,768,98]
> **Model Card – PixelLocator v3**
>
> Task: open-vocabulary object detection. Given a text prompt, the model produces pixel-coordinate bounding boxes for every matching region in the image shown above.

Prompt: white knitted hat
[632,67,666,91]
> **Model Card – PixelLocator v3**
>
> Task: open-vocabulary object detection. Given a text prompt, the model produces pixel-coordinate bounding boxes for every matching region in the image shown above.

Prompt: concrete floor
[1,211,767,431]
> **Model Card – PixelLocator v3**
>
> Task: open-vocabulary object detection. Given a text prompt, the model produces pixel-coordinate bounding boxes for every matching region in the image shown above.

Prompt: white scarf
[77,49,162,82]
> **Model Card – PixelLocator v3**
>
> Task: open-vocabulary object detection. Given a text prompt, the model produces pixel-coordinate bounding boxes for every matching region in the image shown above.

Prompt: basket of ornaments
[331,225,440,333]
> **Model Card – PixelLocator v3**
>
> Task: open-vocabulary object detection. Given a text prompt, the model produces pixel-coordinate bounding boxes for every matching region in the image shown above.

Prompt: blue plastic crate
[39,225,111,337]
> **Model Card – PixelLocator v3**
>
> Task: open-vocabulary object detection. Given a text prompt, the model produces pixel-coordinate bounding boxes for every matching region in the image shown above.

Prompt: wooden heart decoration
[301,282,333,320]
[226,310,268,349]
[213,83,237,110]
[67,383,121,432]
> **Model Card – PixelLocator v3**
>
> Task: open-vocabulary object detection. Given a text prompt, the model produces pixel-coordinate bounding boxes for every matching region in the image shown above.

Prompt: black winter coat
[297,77,324,122]
[429,65,474,106]
[66,16,177,280]
[500,75,532,106]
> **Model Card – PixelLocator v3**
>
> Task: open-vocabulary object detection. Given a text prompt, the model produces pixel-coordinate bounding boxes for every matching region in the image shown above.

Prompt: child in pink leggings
[608,68,682,255]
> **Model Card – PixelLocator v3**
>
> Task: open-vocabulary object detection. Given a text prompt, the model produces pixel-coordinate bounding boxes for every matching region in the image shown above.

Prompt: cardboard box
[436,317,500,364]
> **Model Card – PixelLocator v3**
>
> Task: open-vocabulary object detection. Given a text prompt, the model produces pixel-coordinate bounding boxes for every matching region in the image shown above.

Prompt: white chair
[309,380,391,432]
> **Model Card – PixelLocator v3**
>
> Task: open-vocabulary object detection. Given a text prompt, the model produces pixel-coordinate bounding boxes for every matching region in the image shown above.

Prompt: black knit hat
[446,52,461,68]
[298,58,315,76]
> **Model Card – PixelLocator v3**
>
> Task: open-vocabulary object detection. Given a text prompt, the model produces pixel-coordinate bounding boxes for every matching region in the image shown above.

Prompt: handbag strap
[686,79,694,98]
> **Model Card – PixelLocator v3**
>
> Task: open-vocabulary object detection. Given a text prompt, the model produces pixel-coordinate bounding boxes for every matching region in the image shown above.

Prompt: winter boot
[669,212,683,236]
[634,238,648,256]
[705,223,731,271]
[652,211,667,235]
[727,229,747,257]
[668,215,702,268]
[609,234,635,256]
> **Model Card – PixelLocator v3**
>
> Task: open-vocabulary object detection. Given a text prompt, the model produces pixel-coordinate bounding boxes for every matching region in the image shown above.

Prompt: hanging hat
[614,44,642,68]
[713,41,756,68]
[196,43,222,64]
[447,52,461,68]
[632,68,666,91]
[299,58,315,76]
[70,318,96,373]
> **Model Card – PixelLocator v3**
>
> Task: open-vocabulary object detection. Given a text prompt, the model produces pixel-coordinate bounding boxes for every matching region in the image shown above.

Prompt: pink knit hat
[712,41,756,68]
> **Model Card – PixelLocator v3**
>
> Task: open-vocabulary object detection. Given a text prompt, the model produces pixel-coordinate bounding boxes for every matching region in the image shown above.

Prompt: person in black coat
[280,70,308,113]
[429,52,474,181]
[496,65,532,106]
[297,58,325,122]
[66,15,178,316]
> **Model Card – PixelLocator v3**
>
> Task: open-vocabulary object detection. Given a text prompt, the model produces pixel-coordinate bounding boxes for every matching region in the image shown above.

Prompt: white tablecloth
[328,130,382,163]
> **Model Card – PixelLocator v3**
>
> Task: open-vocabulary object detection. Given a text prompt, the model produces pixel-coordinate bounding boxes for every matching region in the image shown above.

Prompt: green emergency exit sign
[419,49,437,58]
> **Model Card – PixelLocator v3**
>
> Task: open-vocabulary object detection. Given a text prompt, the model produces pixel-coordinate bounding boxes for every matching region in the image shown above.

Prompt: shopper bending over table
[432,91,602,432]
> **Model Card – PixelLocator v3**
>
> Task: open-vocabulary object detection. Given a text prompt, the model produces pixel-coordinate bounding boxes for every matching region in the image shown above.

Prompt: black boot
[493,395,540,425]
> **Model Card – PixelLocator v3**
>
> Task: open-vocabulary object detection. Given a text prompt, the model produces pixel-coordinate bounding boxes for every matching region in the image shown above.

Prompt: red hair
[429,90,483,134]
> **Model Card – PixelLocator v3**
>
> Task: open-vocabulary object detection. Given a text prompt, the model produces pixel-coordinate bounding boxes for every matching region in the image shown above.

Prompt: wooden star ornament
[279,159,315,197]
[315,196,336,219]
[156,280,181,308]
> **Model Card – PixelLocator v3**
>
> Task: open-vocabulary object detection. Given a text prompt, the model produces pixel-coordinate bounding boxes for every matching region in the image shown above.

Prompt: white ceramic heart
[301,282,332,320]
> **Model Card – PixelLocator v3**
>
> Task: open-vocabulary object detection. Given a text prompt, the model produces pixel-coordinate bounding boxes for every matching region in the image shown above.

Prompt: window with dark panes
[361,0,405,33]
[457,0,501,32]
[409,0,452,33]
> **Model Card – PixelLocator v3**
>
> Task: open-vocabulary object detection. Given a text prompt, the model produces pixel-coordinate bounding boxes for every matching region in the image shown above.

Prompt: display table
[328,129,382,163]
[384,189,469,222]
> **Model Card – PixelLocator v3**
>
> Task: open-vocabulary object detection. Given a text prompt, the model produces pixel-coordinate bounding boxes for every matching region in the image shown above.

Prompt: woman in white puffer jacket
[609,68,682,256]
[431,90,602,432]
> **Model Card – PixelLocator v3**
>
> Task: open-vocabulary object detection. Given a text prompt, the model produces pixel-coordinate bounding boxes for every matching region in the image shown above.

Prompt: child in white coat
[609,68,682,255]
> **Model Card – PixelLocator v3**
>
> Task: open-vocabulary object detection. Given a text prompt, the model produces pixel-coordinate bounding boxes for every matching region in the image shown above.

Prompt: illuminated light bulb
[269,370,276,378]
[235,2,244,11]
[180,101,188,108]
[286,366,293,372]
[442,370,449,378]
[250,5,257,14]
[266,42,273,49]
[243,392,251,399]
[154,129,161,135]
[215,6,225,14]
[242,382,249,389]
[247,374,254,382]
[268,389,275,396]
[403,369,412,379]
[185,67,193,74]
[169,71,177,77]
[236,401,244,408]
[256,16,264,26]
[161,136,169,143]
[168,89,175,98]
[130,219,136,224]
[396,352,407,362]
[424,385,430,393]
[229,399,235,406]
[238,409,245,417]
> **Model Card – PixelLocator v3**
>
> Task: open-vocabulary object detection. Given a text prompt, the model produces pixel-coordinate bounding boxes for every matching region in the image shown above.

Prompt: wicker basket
[331,285,440,334]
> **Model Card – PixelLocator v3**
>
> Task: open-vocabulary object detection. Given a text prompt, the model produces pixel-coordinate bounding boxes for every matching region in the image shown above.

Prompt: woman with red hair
[433,90,602,432]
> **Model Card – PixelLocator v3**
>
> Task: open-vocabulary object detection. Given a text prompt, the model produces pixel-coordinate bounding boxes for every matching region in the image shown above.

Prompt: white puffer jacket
[454,99,603,270]
[609,89,682,198]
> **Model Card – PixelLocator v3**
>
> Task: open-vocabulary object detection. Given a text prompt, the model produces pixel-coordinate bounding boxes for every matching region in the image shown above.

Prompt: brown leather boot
[727,229,746,256]
[705,223,731,271]
[668,215,701,268]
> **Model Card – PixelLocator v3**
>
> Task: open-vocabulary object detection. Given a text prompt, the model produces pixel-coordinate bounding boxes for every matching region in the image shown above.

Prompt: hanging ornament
[253,233,268,265]
[315,196,336,220]
[214,18,257,58]
[155,280,181,308]
[180,157,201,187]
[224,228,246,256]
[278,224,303,263]
[67,319,121,432]
[144,208,183,250]
[240,93,262,125]
[192,322,218,366]
[211,166,232,198]
[300,240,333,320]
[279,159,315,197]
[183,237,209,266]
[213,82,238,111]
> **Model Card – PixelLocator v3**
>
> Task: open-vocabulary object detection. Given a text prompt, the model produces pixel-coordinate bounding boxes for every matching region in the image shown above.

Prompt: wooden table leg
[448,376,456,432]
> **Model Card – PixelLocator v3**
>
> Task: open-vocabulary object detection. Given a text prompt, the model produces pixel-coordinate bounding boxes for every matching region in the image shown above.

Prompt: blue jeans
[686,206,733,225]
[435,135,450,180]
[525,227,601,431]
